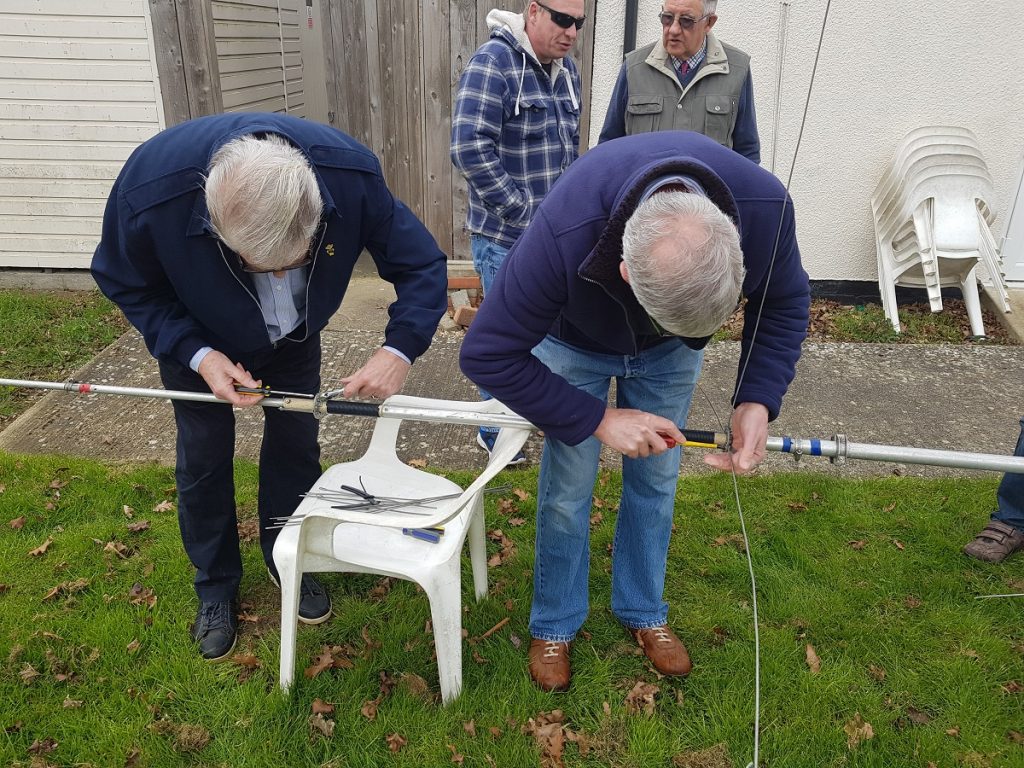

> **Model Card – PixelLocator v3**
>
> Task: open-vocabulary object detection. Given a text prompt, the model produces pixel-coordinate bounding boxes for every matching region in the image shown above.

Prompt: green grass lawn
[1,453,1021,767]
[0,289,127,426]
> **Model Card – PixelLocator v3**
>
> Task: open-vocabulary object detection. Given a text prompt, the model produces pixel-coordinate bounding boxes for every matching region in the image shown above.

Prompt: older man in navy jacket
[93,113,447,661]
[460,131,809,691]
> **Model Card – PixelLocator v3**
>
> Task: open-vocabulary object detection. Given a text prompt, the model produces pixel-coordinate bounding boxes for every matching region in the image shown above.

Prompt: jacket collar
[578,157,740,338]
[186,121,339,238]
[645,31,730,94]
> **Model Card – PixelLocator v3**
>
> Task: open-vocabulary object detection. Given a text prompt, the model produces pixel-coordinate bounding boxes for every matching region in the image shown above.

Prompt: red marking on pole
[78,383,92,393]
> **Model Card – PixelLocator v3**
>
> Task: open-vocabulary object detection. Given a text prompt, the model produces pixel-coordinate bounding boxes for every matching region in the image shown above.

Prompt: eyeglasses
[218,241,312,274]
[239,254,312,274]
[658,12,711,30]
[536,1,586,30]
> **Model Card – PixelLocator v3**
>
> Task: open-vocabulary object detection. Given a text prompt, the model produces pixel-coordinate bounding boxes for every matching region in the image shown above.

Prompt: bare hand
[338,348,411,400]
[197,350,263,408]
[593,408,685,459]
[703,402,769,474]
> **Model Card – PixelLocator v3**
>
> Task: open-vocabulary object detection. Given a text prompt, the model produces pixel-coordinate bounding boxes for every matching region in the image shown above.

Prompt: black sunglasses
[536,1,586,30]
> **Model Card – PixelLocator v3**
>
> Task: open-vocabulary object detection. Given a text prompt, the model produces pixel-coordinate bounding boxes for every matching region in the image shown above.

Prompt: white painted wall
[589,0,1024,283]
[0,0,164,269]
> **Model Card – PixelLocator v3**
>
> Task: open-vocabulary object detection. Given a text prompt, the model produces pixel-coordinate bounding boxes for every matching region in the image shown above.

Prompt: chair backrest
[323,395,533,530]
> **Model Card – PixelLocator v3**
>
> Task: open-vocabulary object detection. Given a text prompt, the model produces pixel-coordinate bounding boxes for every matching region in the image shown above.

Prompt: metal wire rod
[3,377,1023,474]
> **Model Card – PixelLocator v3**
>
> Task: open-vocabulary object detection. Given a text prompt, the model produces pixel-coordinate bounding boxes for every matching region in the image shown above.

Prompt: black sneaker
[191,599,238,661]
[269,571,332,625]
[477,428,527,467]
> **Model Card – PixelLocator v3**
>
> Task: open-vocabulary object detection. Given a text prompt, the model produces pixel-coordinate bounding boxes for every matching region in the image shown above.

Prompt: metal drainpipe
[770,1,792,174]
[624,0,639,58]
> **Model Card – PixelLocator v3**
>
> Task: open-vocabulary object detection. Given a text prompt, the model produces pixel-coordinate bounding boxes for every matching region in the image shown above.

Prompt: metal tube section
[4,377,1024,474]
[768,436,1024,474]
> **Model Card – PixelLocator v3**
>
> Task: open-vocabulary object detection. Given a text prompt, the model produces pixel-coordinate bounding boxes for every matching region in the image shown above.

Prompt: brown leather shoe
[630,625,692,676]
[528,638,571,691]
[964,519,1024,563]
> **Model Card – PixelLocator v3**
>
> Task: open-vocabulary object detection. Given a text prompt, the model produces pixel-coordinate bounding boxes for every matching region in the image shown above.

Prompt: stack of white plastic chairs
[871,125,1011,336]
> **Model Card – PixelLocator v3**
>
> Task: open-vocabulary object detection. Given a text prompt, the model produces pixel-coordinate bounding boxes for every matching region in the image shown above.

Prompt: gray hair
[621,191,744,338]
[205,133,323,270]
[703,0,718,13]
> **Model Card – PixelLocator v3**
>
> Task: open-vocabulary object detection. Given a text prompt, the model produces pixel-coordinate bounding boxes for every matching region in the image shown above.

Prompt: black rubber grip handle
[325,400,382,417]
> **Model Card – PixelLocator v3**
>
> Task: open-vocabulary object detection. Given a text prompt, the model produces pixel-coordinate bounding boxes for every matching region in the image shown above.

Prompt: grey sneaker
[269,571,332,624]
[191,599,238,661]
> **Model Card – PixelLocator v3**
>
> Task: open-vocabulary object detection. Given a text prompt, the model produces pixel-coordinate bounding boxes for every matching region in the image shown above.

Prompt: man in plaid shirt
[451,1,583,465]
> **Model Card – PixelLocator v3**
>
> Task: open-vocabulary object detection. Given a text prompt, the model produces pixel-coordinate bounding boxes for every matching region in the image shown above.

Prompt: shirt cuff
[381,345,411,365]
[189,346,213,372]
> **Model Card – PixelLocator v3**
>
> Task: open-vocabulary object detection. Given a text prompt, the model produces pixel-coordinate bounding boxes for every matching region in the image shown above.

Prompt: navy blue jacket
[460,131,809,446]
[92,113,447,368]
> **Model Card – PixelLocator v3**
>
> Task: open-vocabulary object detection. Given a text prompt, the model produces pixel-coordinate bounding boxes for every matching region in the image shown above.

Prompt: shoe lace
[651,626,673,645]
[300,576,321,599]
[542,641,565,659]
[198,601,233,633]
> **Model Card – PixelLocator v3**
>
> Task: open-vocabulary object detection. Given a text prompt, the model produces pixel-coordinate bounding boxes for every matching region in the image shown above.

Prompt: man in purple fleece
[460,130,809,691]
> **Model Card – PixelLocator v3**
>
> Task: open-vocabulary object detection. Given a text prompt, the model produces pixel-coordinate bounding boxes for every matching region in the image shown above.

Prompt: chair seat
[272,395,532,704]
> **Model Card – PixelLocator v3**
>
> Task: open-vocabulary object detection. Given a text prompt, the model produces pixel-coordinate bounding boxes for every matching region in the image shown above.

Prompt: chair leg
[467,498,488,602]
[273,534,304,692]
[960,265,986,337]
[424,561,464,704]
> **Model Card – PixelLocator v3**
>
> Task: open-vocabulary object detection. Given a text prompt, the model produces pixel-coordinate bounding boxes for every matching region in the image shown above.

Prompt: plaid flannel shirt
[451,25,581,248]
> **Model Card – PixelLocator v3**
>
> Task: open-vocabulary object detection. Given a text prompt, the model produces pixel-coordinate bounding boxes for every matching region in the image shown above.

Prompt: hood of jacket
[486,8,579,112]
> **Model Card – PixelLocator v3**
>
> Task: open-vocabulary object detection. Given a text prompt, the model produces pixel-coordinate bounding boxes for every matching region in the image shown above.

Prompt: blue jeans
[528,335,704,642]
[471,234,511,432]
[993,417,1024,531]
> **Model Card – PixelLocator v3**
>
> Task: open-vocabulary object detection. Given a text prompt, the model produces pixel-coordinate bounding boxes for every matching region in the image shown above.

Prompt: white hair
[703,0,718,14]
[205,133,323,271]
[621,191,744,338]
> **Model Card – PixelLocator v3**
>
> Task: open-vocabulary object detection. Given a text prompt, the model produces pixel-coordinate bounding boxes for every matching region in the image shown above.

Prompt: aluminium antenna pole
[3,377,1024,474]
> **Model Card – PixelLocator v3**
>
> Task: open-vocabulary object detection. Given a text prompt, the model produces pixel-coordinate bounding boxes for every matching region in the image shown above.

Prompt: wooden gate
[320,1,596,260]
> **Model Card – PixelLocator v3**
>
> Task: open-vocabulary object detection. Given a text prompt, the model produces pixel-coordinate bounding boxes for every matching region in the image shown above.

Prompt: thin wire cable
[717,3,833,765]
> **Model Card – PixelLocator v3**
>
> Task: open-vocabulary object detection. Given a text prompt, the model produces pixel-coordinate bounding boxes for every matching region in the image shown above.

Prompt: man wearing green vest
[599,0,760,164]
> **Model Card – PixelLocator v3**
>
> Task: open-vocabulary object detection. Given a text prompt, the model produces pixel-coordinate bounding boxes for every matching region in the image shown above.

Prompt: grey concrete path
[2,269,1023,479]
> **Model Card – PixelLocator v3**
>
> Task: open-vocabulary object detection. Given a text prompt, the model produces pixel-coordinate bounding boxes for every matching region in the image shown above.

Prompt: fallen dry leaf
[906,707,933,725]
[868,664,887,681]
[127,521,150,533]
[62,697,83,709]
[806,643,821,674]
[103,540,132,559]
[126,639,140,655]
[28,737,58,755]
[28,537,53,556]
[448,743,465,765]
[0,584,11,594]
[311,698,334,715]
[1008,730,1024,744]
[400,672,430,699]
[171,724,210,753]
[513,488,530,502]
[309,713,335,739]
[787,502,808,512]
[41,578,89,602]
[386,733,408,752]
[508,516,526,527]
[127,582,157,609]
[9,516,25,530]
[231,654,261,669]
[848,540,867,550]
[152,500,174,513]
[1001,680,1023,694]
[522,710,566,768]
[122,505,135,518]
[671,743,733,768]
[407,458,428,469]
[844,713,874,749]
[625,681,659,715]
[360,698,380,720]
[463,720,476,737]
[893,539,905,551]
[946,726,961,737]
[19,664,40,685]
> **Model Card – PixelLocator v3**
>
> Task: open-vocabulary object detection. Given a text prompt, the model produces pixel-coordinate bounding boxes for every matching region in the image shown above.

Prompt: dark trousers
[158,335,322,602]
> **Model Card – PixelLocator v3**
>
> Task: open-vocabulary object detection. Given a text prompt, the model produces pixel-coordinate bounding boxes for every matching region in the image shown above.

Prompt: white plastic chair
[871,126,1010,334]
[272,395,532,703]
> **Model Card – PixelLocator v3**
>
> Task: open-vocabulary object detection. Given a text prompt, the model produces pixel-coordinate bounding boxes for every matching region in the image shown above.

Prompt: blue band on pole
[782,437,792,453]
[811,439,821,456]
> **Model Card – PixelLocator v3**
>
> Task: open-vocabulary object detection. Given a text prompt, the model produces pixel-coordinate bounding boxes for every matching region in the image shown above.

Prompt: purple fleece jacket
[459,131,809,446]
